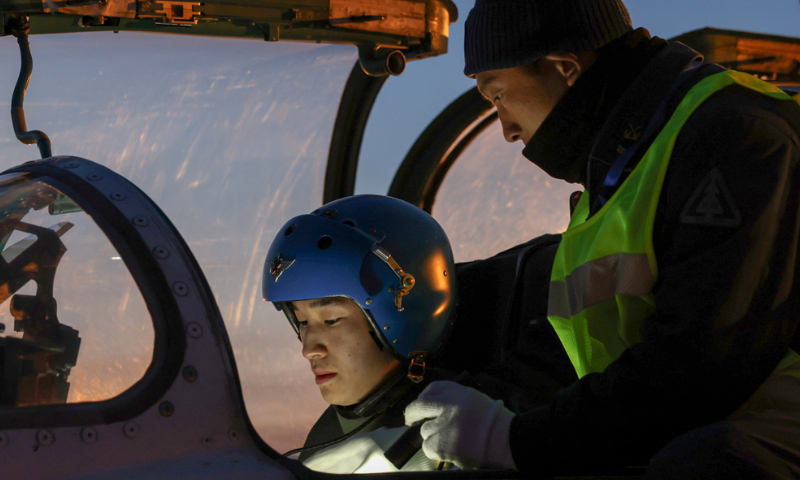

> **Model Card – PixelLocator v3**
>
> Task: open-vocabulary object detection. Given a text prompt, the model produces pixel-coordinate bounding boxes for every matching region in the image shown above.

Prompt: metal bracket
[407,352,426,383]
[154,1,199,24]
[357,45,406,76]
[371,246,415,311]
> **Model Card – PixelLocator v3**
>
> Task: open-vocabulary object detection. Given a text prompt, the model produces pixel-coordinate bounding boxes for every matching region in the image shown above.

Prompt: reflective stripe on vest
[548,71,800,379]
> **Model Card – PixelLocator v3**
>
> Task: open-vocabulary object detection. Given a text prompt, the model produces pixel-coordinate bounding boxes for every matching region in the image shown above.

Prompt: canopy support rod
[11,27,52,159]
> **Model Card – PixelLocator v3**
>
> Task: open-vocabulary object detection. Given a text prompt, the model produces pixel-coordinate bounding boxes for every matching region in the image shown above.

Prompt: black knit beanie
[464,0,634,76]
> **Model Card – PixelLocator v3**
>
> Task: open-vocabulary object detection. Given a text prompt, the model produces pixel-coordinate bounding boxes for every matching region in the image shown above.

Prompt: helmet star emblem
[269,253,295,281]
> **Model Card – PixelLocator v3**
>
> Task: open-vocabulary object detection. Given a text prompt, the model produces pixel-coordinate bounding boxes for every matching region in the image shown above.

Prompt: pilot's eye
[493,94,501,104]
[297,320,308,327]
[325,318,340,325]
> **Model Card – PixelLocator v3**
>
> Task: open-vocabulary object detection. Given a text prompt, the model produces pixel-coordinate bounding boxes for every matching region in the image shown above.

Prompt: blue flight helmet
[262,195,457,375]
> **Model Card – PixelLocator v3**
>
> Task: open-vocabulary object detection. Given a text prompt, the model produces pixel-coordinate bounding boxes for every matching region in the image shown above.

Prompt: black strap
[598,61,705,205]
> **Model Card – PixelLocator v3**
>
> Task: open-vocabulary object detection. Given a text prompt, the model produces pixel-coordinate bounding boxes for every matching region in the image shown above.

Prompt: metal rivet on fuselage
[172,282,189,296]
[182,365,198,382]
[81,427,98,444]
[123,422,140,439]
[187,322,202,338]
[159,401,175,417]
[36,430,54,446]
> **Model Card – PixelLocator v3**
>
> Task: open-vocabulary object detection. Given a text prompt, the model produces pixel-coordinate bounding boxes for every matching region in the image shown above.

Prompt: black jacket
[443,234,577,413]
[506,30,800,475]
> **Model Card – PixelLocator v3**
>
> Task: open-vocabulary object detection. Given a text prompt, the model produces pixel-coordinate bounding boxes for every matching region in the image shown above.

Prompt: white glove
[404,381,516,470]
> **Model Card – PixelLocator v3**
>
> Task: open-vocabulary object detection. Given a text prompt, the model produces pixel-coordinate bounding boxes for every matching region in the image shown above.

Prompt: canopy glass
[0,32,354,452]
[0,173,153,407]
[433,120,576,263]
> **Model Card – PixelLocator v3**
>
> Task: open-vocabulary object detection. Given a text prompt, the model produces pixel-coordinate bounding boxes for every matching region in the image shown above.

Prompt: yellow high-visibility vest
[548,70,800,379]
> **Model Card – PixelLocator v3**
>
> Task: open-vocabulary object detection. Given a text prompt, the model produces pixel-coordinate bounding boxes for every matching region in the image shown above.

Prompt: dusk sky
[0,0,797,457]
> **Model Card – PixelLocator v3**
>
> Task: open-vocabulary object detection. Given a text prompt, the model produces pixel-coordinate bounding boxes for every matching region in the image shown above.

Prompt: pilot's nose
[302,330,327,360]
[499,111,523,143]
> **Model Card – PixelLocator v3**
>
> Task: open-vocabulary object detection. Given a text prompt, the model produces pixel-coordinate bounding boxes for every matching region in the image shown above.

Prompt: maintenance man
[404,0,800,477]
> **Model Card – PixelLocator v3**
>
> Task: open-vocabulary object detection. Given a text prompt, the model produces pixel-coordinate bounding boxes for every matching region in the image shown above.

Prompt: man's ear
[544,52,587,88]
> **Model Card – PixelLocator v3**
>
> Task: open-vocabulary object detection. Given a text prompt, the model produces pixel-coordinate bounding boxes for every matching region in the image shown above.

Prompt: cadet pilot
[263,195,467,472]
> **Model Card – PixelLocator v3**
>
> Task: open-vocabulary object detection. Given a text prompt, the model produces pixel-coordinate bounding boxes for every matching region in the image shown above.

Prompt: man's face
[294,297,400,406]
[476,60,573,145]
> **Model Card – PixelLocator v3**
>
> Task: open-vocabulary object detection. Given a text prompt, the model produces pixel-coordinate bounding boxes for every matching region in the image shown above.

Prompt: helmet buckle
[407,352,426,383]
[394,273,415,311]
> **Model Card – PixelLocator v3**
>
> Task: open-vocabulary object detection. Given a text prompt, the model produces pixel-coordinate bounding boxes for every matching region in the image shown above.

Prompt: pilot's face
[294,297,400,406]
[475,60,573,145]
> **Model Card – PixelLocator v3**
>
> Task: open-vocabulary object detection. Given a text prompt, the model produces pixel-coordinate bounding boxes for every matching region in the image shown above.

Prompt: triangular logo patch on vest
[680,168,741,228]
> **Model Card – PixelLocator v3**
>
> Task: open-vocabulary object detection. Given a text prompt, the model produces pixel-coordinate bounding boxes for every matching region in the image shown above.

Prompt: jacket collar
[521,29,702,190]
[585,41,703,212]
